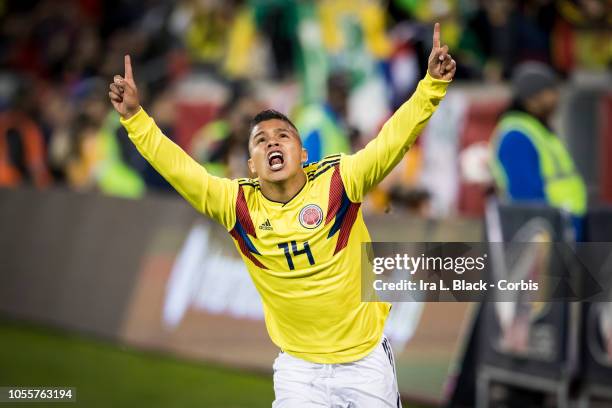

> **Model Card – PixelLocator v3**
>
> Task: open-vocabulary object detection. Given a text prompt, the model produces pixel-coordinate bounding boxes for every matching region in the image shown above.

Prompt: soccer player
[108,23,455,408]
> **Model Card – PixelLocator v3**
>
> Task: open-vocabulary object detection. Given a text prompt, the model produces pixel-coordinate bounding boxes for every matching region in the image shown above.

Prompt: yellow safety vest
[491,112,587,216]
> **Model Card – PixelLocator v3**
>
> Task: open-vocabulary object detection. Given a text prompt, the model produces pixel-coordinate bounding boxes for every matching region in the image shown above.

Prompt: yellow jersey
[120,72,449,363]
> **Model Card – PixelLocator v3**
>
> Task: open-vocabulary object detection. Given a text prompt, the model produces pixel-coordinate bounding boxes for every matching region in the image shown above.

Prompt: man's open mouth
[267,151,285,171]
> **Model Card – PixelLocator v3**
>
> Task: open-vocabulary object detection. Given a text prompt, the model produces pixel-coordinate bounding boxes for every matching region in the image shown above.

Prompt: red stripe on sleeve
[236,186,256,237]
[326,165,343,225]
[333,202,360,255]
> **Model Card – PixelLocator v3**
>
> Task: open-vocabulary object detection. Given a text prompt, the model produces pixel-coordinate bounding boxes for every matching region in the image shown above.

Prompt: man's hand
[108,55,141,119]
[427,23,456,81]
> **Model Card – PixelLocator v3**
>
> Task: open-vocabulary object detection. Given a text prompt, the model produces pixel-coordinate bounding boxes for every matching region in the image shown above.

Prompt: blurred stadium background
[0,0,610,407]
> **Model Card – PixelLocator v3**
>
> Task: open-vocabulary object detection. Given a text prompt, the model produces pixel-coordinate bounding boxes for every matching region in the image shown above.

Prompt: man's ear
[247,157,256,175]
[301,148,308,164]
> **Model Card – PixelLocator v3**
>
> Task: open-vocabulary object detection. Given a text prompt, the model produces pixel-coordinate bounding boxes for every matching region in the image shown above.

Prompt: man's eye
[256,138,265,144]
[280,133,288,138]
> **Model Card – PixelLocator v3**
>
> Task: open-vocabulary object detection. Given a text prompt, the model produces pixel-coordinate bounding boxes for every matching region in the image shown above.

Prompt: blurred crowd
[0,0,610,211]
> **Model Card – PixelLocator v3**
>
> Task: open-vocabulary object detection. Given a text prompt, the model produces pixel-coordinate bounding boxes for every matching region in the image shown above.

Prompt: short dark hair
[249,109,298,135]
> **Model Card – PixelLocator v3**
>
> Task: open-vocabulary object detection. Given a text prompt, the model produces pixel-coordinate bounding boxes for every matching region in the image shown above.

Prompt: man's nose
[267,139,280,148]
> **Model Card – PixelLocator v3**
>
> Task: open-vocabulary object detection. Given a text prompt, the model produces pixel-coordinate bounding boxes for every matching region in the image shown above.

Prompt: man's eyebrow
[252,127,294,139]
[273,127,293,134]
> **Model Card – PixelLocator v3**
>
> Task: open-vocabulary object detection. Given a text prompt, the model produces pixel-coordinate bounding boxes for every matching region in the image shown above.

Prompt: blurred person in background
[295,71,356,164]
[0,82,51,188]
[318,0,392,66]
[553,0,612,74]
[458,0,516,81]
[65,114,100,191]
[42,88,76,183]
[490,61,587,239]
[458,0,557,81]
[251,0,300,80]
[96,106,146,199]
[76,78,146,199]
[366,138,432,217]
[191,85,264,179]
[171,0,264,79]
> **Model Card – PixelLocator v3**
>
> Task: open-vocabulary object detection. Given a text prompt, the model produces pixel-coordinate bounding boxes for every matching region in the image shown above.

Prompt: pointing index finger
[124,54,133,82]
[433,22,440,50]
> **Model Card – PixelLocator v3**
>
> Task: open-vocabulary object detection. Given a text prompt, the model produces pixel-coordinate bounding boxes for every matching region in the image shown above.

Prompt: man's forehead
[250,119,296,138]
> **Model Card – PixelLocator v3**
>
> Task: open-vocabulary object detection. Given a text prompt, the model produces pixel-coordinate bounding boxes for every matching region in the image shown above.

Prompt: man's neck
[260,170,307,204]
[525,109,552,130]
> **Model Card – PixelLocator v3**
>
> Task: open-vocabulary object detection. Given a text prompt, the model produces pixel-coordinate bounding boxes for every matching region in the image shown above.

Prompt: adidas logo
[259,219,273,231]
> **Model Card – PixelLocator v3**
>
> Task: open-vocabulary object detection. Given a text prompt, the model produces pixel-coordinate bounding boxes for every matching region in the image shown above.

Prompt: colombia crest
[299,204,323,229]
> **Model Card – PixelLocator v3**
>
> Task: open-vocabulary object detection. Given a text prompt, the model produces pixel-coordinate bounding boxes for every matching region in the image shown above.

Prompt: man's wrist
[426,70,451,83]
[121,106,142,120]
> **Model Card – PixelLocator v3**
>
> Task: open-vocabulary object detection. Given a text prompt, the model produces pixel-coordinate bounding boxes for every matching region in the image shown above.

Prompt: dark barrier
[0,187,197,338]
[475,201,577,408]
[579,206,612,405]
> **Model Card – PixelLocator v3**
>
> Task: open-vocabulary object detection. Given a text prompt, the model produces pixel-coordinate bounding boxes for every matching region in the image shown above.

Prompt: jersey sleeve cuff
[419,72,451,102]
[119,107,149,134]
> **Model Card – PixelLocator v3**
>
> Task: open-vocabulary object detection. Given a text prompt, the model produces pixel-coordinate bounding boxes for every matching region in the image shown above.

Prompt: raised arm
[108,55,237,229]
[340,23,456,202]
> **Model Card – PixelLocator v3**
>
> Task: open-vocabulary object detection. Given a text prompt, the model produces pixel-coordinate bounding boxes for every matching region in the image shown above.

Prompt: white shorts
[272,336,402,408]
